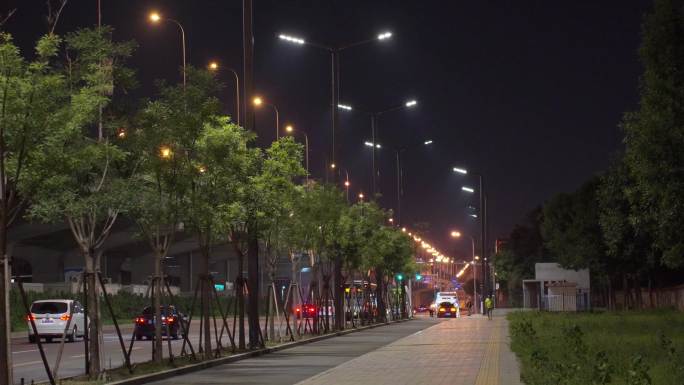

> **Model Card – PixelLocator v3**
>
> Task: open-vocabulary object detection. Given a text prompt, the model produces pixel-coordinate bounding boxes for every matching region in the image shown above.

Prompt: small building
[522,263,590,311]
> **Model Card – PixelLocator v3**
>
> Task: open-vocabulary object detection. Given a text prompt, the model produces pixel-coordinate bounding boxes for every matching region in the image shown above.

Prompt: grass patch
[508,310,684,385]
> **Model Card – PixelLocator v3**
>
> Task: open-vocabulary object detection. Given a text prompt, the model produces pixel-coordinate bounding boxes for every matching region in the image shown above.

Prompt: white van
[27,300,86,343]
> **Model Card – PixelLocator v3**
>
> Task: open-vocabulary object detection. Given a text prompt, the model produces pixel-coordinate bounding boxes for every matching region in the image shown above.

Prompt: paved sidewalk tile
[295,312,522,385]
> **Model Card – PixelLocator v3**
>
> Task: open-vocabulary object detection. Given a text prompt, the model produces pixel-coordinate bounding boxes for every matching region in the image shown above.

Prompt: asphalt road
[145,317,440,385]
[11,318,293,384]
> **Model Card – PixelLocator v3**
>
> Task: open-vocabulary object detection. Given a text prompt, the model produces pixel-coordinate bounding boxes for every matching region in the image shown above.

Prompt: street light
[453,166,488,312]
[450,229,478,313]
[253,96,279,140]
[207,61,241,125]
[341,99,418,198]
[160,146,172,159]
[279,31,393,172]
[148,11,186,88]
[284,125,309,183]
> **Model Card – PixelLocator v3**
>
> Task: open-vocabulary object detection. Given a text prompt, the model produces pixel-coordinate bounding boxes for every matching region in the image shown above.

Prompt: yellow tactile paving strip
[475,318,502,385]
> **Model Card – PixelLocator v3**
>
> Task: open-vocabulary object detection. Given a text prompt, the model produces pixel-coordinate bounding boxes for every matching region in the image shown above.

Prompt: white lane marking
[14,360,43,367]
[12,349,39,354]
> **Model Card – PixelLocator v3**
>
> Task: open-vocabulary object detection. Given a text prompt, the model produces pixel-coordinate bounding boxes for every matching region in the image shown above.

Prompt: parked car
[436,301,458,318]
[27,299,86,343]
[134,306,185,340]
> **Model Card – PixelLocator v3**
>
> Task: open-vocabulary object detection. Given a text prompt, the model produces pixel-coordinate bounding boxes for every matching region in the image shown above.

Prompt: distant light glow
[453,167,468,175]
[405,100,417,107]
[469,214,478,218]
[337,104,353,111]
[462,186,475,193]
[279,34,305,45]
[376,143,382,149]
[344,181,350,187]
[424,140,433,145]
[364,141,374,147]
[378,31,393,40]
[149,12,161,23]
[253,96,263,106]
[450,231,461,238]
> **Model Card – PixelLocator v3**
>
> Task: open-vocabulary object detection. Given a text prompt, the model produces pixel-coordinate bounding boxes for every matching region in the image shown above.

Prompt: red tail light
[135,317,145,324]
[450,307,456,312]
[26,315,35,321]
[167,316,175,323]
[60,314,71,321]
[438,308,446,312]
[295,308,301,313]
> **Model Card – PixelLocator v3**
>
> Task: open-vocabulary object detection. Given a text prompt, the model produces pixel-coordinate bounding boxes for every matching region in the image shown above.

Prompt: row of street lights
[147,10,427,216]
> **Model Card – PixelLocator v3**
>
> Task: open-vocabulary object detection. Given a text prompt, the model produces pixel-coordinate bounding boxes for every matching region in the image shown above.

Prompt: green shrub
[508,311,684,385]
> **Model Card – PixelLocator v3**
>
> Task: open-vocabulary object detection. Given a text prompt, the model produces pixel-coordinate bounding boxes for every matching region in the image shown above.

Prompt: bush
[508,311,684,385]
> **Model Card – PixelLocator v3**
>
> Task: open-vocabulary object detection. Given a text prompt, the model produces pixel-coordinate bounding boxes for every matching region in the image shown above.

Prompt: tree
[24,27,136,377]
[623,0,684,269]
[180,88,255,356]
[128,73,215,362]
[542,178,606,273]
[285,183,346,332]
[0,31,63,384]
[493,207,547,306]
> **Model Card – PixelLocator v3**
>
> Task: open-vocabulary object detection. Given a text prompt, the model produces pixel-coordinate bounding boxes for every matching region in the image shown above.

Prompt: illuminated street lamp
[450,229,479,313]
[253,96,280,140]
[160,146,172,159]
[208,61,241,125]
[279,31,393,168]
[453,165,488,310]
[148,11,187,88]
[284,125,309,183]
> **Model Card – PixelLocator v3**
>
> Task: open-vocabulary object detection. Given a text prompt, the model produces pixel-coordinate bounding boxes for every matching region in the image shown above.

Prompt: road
[11,318,293,385]
[13,311,522,384]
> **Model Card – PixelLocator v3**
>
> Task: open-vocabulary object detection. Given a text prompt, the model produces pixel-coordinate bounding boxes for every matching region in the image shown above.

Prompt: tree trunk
[622,274,630,310]
[153,248,163,363]
[84,249,102,377]
[198,241,212,359]
[237,253,245,350]
[334,255,344,331]
[247,221,260,349]
[375,268,385,323]
[400,279,407,318]
[0,253,11,384]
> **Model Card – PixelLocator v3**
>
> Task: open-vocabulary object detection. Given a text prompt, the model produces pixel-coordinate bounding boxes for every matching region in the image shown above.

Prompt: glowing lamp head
[450,231,461,238]
[149,12,162,23]
[253,96,263,106]
[285,124,294,133]
[378,31,393,40]
[330,163,336,169]
[358,193,364,199]
[160,146,172,159]
[208,61,219,71]
[405,100,417,107]
[344,181,350,187]
[453,167,468,175]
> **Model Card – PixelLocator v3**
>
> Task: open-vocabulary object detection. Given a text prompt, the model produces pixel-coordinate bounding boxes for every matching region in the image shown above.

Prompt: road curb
[106,319,411,385]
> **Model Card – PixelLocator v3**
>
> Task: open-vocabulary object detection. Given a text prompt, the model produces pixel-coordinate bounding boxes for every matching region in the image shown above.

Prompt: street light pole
[208,62,240,126]
[149,13,186,88]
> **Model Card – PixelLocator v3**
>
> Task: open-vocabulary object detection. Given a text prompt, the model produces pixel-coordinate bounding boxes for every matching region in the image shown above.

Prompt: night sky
[4,0,652,259]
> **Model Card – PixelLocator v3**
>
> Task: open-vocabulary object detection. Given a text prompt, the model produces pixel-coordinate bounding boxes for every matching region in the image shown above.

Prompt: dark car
[436,302,458,318]
[414,304,429,314]
[134,306,185,340]
[294,303,317,319]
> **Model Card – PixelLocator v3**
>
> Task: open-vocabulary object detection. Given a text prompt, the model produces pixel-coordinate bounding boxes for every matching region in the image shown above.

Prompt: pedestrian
[466,299,472,316]
[484,296,493,320]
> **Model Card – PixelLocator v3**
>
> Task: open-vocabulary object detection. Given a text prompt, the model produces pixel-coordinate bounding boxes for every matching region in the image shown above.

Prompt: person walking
[466,299,472,316]
[484,296,493,320]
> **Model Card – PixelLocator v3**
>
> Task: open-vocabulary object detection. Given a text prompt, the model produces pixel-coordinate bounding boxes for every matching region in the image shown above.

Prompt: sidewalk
[295,310,522,385]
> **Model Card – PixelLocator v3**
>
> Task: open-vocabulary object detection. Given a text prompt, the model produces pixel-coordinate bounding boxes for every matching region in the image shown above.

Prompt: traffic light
[396,274,404,281]
[415,274,423,281]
